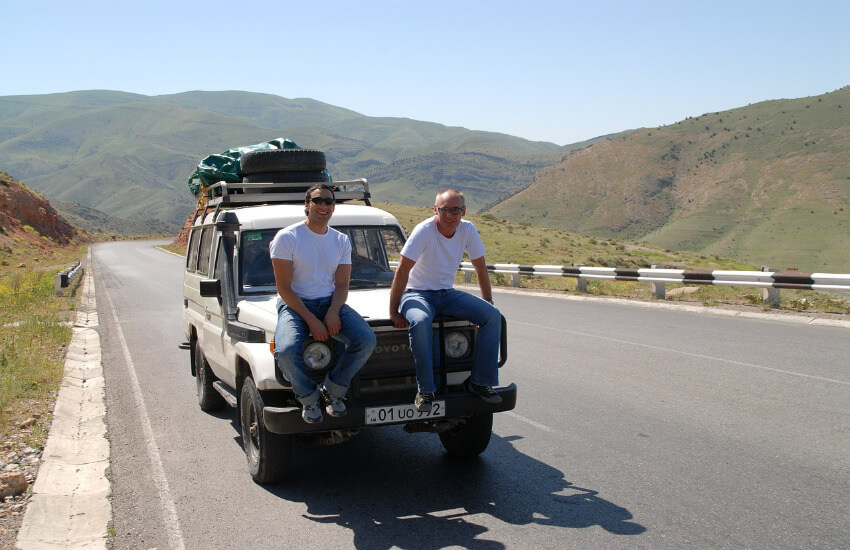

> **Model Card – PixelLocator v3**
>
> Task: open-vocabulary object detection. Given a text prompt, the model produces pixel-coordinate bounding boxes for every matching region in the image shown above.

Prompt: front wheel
[439,413,493,457]
[240,377,292,484]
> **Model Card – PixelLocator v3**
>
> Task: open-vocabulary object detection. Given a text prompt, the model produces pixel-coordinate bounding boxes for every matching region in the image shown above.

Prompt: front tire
[194,344,226,412]
[240,377,292,484]
[439,413,493,457]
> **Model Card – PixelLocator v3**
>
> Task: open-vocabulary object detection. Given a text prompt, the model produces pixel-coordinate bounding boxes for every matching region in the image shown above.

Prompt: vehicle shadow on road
[247,427,646,548]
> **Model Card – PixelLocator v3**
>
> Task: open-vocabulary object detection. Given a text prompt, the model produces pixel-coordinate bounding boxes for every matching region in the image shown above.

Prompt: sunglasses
[436,206,464,216]
[309,197,335,205]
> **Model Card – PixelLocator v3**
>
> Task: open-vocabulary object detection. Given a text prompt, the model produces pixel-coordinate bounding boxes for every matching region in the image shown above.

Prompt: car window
[339,226,404,289]
[237,226,406,294]
[186,228,201,272]
[213,237,223,279]
[197,227,214,277]
[240,230,276,292]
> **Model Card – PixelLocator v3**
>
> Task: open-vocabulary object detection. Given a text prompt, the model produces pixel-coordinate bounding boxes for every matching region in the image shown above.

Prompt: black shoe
[466,380,502,404]
[414,392,434,412]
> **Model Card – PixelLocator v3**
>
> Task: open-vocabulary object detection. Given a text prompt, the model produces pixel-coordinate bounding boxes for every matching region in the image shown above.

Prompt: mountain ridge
[489,86,850,271]
[0,90,563,222]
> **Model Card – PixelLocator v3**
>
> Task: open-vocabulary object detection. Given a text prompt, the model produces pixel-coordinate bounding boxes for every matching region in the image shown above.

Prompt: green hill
[2,88,847,271]
[489,87,850,272]
[0,90,561,227]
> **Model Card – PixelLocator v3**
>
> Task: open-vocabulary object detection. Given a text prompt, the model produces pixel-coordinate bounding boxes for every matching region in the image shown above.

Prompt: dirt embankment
[0,172,78,249]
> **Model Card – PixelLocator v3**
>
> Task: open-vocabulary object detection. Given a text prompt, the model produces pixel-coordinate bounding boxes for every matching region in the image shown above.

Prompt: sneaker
[414,392,435,412]
[466,380,502,404]
[321,387,347,417]
[301,401,323,424]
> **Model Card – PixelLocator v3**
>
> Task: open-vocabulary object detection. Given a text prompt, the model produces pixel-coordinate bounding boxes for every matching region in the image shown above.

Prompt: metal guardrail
[389,261,849,307]
[54,261,83,296]
[461,263,850,290]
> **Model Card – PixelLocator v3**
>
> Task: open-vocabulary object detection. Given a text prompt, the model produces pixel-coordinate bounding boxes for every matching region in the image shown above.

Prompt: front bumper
[263,383,517,435]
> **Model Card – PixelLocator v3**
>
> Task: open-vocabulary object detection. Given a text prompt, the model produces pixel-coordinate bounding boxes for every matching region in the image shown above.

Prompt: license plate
[365,401,446,425]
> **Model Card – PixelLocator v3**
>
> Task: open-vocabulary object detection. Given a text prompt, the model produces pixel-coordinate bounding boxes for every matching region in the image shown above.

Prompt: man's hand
[390,310,409,329]
[389,255,415,329]
[307,318,330,341]
[324,311,342,337]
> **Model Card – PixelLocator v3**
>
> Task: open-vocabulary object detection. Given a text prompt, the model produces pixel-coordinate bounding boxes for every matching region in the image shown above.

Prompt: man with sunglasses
[389,189,502,412]
[270,183,376,423]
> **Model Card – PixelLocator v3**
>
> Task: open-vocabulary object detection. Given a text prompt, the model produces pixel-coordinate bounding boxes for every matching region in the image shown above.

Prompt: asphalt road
[92,240,850,549]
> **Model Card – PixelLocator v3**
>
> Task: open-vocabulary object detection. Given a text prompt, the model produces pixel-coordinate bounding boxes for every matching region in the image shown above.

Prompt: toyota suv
[182,172,517,484]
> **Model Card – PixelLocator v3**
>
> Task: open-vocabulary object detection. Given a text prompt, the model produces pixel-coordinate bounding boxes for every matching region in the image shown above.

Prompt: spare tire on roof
[242,171,329,184]
[240,149,326,174]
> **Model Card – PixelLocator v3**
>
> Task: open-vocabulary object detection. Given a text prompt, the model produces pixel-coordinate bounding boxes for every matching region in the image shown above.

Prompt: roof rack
[191,179,371,225]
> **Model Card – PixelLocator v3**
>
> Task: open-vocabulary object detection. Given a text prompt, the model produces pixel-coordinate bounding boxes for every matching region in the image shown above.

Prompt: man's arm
[271,258,329,341]
[323,263,351,337]
[470,256,493,303]
[389,255,416,328]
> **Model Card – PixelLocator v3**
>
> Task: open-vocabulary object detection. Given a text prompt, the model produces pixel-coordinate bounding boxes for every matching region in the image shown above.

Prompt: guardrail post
[463,271,472,283]
[761,266,780,308]
[511,273,521,287]
[651,265,666,299]
[574,264,588,293]
[54,272,67,296]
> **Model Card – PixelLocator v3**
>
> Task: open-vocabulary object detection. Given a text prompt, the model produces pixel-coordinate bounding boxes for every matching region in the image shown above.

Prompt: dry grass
[0,246,85,437]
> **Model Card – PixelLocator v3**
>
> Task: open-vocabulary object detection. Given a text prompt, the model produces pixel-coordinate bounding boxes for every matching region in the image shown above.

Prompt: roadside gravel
[0,407,54,550]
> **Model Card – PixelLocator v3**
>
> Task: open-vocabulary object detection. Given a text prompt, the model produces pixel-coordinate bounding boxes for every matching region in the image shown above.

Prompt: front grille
[360,330,416,378]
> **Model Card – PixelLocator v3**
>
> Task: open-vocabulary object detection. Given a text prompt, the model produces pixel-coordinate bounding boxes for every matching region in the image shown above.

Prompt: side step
[212,381,238,407]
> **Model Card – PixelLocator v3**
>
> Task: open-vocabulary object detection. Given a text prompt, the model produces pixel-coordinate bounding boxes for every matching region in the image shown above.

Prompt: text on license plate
[365,401,446,425]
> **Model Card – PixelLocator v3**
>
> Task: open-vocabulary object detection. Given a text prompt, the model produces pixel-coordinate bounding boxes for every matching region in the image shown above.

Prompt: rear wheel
[439,412,493,457]
[240,377,292,484]
[194,344,225,412]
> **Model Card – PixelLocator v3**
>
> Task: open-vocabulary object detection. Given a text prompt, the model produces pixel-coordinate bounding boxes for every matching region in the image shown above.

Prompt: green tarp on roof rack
[187,138,299,195]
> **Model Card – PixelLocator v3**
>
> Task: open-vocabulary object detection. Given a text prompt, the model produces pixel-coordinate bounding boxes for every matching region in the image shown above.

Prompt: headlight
[303,342,332,370]
[444,331,470,359]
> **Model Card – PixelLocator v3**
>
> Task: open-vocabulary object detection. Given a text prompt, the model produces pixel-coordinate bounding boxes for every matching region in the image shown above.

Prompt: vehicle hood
[236,288,392,331]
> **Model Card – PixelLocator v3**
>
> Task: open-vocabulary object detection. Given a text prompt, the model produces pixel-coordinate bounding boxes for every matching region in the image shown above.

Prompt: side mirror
[199,279,221,297]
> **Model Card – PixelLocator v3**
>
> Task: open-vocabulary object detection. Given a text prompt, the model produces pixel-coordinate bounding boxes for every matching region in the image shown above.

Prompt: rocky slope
[0,172,77,250]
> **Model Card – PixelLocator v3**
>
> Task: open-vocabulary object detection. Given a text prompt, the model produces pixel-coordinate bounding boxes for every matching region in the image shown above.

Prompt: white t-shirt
[269,222,351,303]
[401,217,486,290]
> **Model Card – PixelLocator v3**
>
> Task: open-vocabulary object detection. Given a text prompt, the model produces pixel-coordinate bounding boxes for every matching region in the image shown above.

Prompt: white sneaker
[301,401,323,423]
[321,387,347,417]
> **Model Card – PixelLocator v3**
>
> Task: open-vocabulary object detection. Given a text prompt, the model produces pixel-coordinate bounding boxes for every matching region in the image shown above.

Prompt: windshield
[238,226,405,294]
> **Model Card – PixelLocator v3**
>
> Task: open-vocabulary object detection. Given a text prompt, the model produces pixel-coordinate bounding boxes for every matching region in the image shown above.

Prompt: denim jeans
[400,288,501,394]
[274,297,376,406]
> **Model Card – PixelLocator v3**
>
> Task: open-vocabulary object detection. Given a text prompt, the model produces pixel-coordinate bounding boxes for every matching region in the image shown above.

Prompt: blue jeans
[274,297,376,406]
[400,288,501,394]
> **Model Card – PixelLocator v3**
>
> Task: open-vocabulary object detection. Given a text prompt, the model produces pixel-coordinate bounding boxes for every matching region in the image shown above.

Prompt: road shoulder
[16,270,111,549]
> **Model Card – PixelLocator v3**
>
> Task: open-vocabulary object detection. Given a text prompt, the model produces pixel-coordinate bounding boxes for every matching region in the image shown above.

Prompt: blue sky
[2,0,848,145]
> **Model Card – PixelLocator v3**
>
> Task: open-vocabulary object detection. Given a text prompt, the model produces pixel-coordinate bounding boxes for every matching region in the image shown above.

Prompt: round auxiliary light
[444,331,470,359]
[303,342,332,370]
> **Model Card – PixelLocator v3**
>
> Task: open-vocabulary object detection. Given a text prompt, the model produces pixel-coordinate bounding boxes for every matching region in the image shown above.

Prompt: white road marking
[514,320,850,386]
[102,280,186,550]
[503,411,553,432]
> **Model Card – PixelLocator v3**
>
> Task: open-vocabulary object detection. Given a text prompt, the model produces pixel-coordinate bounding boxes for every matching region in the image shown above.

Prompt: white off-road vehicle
[181,150,516,483]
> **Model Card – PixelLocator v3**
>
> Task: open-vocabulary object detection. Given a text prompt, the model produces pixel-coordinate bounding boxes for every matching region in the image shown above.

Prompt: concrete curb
[16,270,111,549]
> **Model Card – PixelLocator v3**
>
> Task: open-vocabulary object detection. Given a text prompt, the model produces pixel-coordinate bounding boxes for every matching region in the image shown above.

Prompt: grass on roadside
[0,246,85,437]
